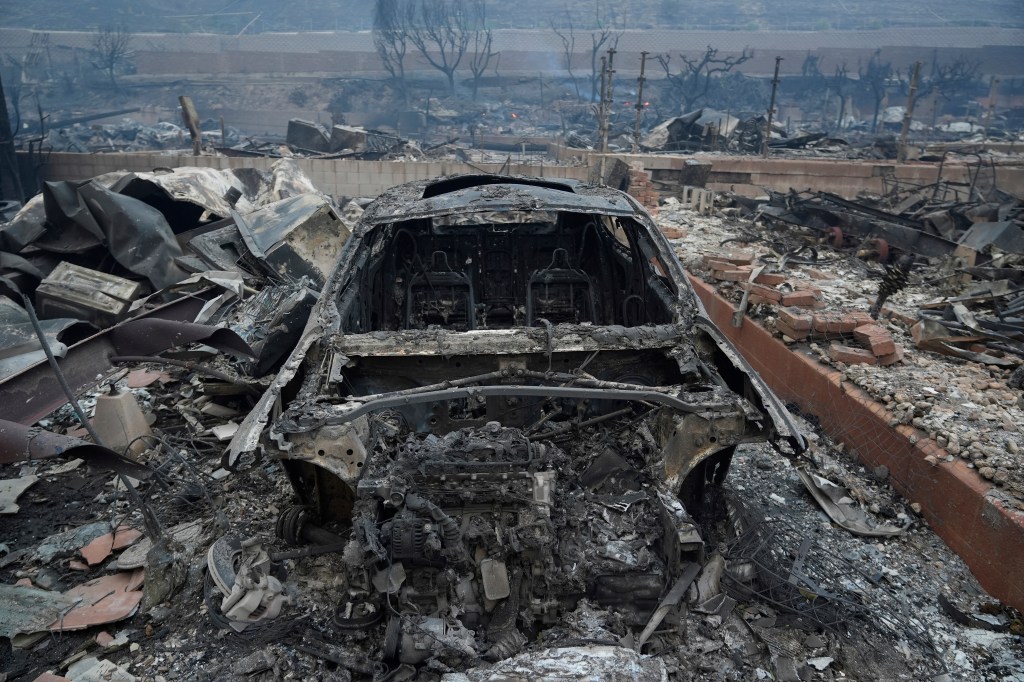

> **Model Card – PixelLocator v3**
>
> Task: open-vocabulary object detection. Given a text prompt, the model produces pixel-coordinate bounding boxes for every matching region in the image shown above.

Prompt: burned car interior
[229,175,805,672]
[340,204,676,331]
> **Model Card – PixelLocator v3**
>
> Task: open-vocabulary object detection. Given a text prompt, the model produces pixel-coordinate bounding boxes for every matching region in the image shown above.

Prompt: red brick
[792,280,823,292]
[828,342,878,365]
[748,283,782,303]
[854,324,897,356]
[661,226,687,239]
[853,323,886,342]
[754,272,789,286]
[877,346,905,366]
[778,307,813,331]
[776,319,810,340]
[813,312,855,334]
[711,267,755,282]
[703,249,754,266]
[704,257,735,270]
[781,290,821,308]
[847,312,875,326]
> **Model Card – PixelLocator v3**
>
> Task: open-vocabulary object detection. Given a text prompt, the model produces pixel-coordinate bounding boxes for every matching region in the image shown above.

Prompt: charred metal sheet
[229,280,318,377]
[0,195,47,253]
[232,194,350,289]
[0,290,226,425]
[958,221,1024,254]
[286,119,330,153]
[0,419,150,478]
[108,318,254,359]
[186,223,268,280]
[0,251,44,301]
[41,180,106,245]
[112,167,263,225]
[0,296,94,382]
[76,181,189,289]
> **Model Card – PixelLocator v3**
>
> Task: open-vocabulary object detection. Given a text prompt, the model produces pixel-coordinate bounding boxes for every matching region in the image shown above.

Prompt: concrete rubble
[0,164,1021,682]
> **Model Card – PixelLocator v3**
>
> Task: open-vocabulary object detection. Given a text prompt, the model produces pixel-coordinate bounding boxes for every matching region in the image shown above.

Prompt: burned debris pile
[659,175,1024,504]
[752,178,1024,368]
[46,118,245,154]
[0,159,356,383]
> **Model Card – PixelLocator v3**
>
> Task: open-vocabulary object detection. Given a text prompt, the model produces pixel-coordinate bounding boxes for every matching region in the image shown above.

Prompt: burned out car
[228,175,804,674]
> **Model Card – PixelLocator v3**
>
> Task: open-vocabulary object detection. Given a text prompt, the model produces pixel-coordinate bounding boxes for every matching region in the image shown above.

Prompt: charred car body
[228,175,804,672]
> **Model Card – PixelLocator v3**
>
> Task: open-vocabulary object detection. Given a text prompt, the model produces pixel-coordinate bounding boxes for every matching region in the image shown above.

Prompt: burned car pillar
[227,175,804,669]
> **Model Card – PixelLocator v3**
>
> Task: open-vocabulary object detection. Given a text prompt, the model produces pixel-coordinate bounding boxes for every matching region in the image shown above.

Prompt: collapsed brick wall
[627,165,660,211]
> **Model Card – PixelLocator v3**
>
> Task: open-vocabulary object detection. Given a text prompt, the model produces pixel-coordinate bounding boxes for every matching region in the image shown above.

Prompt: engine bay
[338,421,703,667]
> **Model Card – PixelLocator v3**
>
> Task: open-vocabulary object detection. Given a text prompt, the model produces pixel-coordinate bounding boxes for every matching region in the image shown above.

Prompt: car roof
[358,174,641,229]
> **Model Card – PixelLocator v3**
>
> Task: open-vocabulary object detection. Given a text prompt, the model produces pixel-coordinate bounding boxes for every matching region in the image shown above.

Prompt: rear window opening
[338,210,678,332]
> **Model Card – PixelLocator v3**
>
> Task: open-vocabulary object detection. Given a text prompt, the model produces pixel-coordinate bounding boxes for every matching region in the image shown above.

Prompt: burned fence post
[762,56,782,159]
[634,51,649,153]
[596,47,616,181]
[983,77,1000,141]
[897,61,922,164]
[178,95,202,156]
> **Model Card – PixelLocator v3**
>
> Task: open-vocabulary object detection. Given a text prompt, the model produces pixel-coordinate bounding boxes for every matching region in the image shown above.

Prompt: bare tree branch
[657,46,753,113]
[859,50,892,133]
[373,0,416,105]
[90,26,132,90]
[466,0,497,100]
[550,15,580,101]
[589,27,621,102]
[407,0,474,96]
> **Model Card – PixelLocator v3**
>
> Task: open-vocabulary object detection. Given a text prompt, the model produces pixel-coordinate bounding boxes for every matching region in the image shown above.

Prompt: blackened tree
[550,15,581,100]
[859,50,893,132]
[373,0,416,104]
[467,1,497,100]
[407,0,473,96]
[91,26,133,90]
[657,45,753,113]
